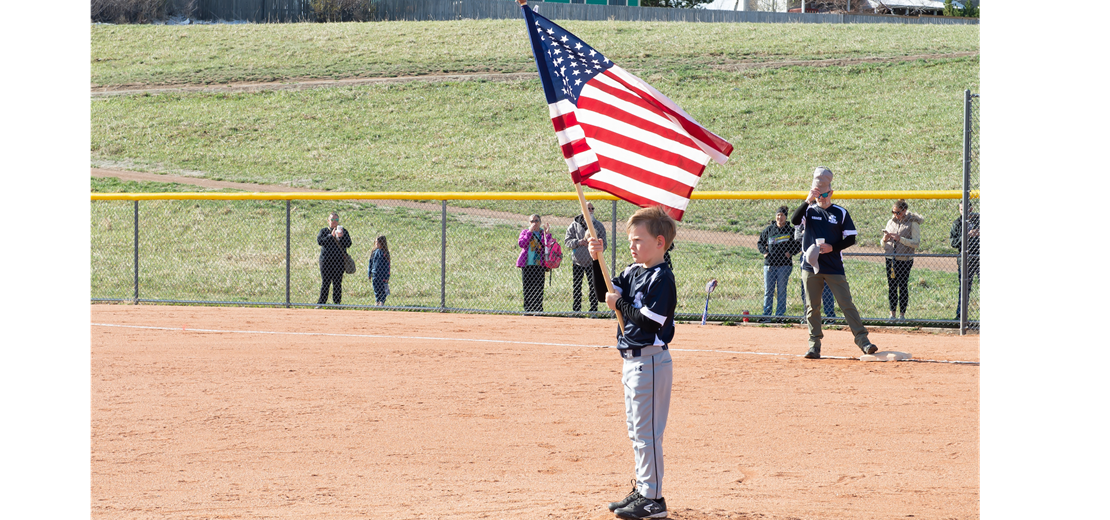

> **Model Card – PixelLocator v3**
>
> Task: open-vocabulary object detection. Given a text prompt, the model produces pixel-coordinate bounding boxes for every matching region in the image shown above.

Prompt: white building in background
[714,0,785,11]
[865,0,965,16]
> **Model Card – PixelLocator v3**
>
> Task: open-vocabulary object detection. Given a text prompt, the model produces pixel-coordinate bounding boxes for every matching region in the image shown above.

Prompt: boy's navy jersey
[606,262,677,351]
[798,203,857,276]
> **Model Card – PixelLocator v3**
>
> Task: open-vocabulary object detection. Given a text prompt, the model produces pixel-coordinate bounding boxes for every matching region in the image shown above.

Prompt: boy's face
[627,223,666,267]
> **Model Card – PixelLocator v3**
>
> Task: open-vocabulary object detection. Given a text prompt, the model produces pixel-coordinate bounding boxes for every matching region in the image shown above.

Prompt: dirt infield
[92,304,979,519]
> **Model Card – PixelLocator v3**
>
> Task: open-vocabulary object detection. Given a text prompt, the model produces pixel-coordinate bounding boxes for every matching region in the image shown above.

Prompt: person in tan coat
[882,200,923,320]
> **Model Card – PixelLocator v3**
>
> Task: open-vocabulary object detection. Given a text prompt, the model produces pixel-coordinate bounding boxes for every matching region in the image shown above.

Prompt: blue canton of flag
[527,12,613,104]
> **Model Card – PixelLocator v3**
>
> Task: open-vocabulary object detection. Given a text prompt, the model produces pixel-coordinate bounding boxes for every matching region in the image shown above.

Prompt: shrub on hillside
[310,0,374,22]
[91,0,169,24]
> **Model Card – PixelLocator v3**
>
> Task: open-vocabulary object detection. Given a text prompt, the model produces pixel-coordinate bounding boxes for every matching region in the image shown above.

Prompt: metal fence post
[286,199,291,308]
[959,89,971,335]
[133,200,139,304]
[441,200,447,311]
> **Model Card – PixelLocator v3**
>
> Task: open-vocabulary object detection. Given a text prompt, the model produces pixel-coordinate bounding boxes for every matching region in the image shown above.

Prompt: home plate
[860,351,912,362]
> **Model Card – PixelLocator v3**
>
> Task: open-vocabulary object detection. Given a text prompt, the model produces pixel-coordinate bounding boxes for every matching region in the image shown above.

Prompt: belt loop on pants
[620,345,668,359]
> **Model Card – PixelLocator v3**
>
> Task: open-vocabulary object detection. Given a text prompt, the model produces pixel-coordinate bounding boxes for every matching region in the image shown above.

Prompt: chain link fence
[92,193,979,328]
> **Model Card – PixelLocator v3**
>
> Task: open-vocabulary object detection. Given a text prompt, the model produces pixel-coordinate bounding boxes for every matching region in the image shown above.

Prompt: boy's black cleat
[614,496,668,519]
[608,480,642,512]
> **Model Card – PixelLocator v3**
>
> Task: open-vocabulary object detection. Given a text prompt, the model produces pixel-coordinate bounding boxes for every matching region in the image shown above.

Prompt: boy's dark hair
[626,206,677,249]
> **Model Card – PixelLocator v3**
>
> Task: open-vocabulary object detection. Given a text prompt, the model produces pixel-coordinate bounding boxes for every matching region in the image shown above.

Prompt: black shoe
[608,480,643,512]
[615,495,668,519]
[861,343,878,355]
[804,347,821,359]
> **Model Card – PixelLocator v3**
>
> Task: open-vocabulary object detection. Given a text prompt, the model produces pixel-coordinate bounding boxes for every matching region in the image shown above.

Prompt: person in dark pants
[882,199,923,320]
[516,214,553,313]
[317,212,352,306]
[949,201,980,320]
[565,203,607,313]
[369,235,391,306]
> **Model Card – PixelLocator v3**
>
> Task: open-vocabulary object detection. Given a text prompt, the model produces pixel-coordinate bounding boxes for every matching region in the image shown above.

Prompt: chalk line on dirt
[91,322,979,365]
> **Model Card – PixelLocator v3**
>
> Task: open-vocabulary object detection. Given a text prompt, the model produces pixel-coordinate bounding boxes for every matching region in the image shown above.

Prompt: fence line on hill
[91,191,980,329]
[169,0,978,24]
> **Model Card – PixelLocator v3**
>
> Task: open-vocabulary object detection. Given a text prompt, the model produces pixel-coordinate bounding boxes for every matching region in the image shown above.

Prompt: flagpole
[575,183,625,334]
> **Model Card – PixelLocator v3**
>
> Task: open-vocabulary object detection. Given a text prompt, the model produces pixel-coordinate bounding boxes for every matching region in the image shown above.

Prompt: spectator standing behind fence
[791,167,878,359]
[369,235,391,307]
[949,201,980,320]
[758,206,801,319]
[882,200,922,320]
[565,203,607,313]
[317,212,352,307]
[517,214,553,313]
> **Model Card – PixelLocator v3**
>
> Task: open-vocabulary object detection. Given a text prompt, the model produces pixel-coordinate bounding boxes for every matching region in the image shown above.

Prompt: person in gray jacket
[564,203,607,313]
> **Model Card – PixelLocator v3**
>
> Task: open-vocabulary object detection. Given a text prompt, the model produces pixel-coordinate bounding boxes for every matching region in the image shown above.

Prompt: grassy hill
[91,19,979,194]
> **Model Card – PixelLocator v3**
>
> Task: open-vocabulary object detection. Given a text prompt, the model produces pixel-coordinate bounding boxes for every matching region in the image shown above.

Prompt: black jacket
[317,227,352,269]
[945,213,981,254]
[757,222,801,267]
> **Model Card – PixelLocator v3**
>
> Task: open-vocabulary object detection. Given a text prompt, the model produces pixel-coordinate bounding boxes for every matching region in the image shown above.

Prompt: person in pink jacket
[517,214,553,313]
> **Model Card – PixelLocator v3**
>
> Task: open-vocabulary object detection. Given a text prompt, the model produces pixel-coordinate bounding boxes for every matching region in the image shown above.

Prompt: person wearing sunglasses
[790,167,878,359]
[882,199,923,321]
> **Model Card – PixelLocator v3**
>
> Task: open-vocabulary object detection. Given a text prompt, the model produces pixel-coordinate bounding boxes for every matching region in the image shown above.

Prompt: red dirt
[92,304,978,519]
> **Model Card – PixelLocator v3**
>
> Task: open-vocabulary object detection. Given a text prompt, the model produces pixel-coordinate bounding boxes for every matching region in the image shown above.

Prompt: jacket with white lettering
[593,259,676,351]
[790,201,858,276]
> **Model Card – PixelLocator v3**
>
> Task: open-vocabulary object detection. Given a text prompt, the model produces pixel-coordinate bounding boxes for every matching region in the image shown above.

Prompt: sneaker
[861,343,878,355]
[608,480,643,512]
[615,495,668,519]
[899,313,905,320]
[804,346,821,359]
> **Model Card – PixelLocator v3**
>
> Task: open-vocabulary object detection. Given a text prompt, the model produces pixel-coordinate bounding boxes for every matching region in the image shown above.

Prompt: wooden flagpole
[575,183,625,333]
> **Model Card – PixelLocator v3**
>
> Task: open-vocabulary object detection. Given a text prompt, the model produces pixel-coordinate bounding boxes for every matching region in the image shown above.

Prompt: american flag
[521,5,733,221]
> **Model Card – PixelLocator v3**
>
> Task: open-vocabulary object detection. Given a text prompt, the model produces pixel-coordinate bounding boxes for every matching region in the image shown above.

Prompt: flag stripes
[522,6,732,219]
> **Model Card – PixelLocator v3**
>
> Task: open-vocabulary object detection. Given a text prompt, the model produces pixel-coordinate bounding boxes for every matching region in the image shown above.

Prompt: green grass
[91,20,978,87]
[92,57,979,193]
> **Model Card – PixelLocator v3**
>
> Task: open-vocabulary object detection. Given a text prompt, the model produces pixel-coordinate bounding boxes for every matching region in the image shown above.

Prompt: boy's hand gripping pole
[576,184,625,335]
